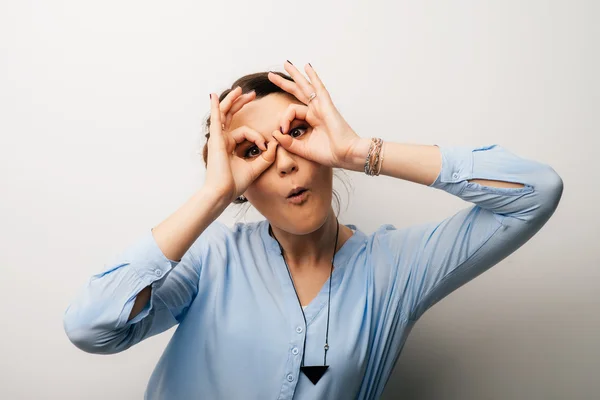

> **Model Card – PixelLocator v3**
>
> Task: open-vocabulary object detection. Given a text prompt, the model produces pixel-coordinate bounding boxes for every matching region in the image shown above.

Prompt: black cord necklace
[269,218,340,385]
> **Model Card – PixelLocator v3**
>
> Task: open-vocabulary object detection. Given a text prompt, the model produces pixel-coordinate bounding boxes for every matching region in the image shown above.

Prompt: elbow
[64,324,100,354]
[63,307,125,355]
[63,309,95,353]
[542,167,564,211]
[63,308,102,354]
[532,166,564,219]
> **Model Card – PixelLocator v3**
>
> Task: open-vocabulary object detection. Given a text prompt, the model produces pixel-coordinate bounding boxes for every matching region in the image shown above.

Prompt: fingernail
[309,62,312,68]
[279,126,284,133]
[209,93,212,100]
[286,60,293,65]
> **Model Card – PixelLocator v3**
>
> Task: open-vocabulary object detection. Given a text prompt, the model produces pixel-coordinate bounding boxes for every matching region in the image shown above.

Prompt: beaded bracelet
[364,137,384,176]
[375,141,385,176]
[365,138,380,175]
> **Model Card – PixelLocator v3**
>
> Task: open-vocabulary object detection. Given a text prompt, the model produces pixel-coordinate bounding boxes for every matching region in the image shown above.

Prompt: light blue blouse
[63,144,563,399]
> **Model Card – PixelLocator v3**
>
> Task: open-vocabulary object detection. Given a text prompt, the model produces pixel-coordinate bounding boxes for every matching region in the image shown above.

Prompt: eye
[289,125,309,139]
[243,145,262,159]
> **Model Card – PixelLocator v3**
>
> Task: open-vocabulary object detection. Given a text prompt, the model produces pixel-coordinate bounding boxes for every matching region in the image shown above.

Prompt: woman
[64,61,563,399]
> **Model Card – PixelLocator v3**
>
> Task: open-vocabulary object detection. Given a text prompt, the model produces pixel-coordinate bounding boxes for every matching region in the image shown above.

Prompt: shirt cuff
[428,144,483,195]
[121,228,180,289]
[113,229,180,326]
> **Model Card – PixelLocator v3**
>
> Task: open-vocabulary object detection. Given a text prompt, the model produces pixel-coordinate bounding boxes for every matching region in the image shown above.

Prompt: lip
[287,189,309,204]
[286,186,308,198]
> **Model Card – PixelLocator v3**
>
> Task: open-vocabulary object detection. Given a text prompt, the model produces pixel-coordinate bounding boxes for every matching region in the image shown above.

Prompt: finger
[225,90,256,128]
[271,129,309,159]
[208,93,229,157]
[232,140,278,183]
[283,60,315,101]
[304,63,328,96]
[279,104,308,134]
[267,71,307,103]
[218,86,244,126]
[219,86,243,115]
[209,93,223,139]
[255,140,278,166]
[230,126,267,150]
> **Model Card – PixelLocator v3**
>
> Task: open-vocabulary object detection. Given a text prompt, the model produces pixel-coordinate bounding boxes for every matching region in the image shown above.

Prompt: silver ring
[308,92,317,103]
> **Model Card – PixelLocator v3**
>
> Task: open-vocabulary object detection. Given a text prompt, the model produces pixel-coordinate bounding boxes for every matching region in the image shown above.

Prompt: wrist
[198,186,234,209]
[339,137,371,172]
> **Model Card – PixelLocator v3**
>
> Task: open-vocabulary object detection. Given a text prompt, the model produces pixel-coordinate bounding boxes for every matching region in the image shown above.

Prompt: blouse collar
[259,219,366,269]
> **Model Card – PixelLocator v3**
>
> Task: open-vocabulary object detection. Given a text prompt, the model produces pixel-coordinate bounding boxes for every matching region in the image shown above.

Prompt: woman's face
[228,93,333,234]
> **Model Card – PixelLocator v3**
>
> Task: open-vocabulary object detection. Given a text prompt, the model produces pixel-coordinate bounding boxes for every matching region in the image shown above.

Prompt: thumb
[249,140,278,176]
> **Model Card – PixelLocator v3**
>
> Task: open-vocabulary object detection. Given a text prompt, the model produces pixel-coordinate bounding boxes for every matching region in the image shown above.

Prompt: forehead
[229,93,301,135]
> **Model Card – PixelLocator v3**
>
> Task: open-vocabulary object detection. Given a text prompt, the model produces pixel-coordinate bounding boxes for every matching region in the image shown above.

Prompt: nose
[275,145,298,176]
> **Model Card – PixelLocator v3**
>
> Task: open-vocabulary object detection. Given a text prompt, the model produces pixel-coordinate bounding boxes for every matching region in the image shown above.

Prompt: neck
[269,208,349,268]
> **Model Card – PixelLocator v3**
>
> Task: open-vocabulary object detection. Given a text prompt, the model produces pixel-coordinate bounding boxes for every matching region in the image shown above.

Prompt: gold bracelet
[365,138,377,175]
[375,141,385,176]
[371,140,381,174]
[371,138,382,175]
[365,138,383,176]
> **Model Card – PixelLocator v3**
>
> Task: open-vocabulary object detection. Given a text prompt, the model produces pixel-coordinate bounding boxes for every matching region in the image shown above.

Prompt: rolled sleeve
[429,144,476,194]
[63,229,192,354]
[388,143,564,320]
[122,228,179,289]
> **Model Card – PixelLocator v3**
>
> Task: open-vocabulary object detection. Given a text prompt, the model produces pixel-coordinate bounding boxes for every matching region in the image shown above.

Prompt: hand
[204,87,279,203]
[267,62,362,169]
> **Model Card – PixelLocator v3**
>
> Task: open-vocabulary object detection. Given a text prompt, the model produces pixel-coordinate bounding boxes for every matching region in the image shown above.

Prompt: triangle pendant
[300,365,329,384]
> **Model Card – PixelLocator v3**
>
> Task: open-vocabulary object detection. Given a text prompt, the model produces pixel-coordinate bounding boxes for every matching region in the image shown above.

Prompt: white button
[287,374,294,382]
[292,347,299,355]
[296,326,303,334]
[155,269,162,277]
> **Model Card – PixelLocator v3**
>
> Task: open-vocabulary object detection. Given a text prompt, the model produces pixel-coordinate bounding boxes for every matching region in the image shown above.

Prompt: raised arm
[63,89,279,354]
[357,141,564,320]
[264,61,562,321]
[63,188,230,354]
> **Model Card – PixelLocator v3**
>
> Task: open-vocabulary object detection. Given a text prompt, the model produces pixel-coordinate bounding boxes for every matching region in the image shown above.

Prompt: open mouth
[287,188,308,198]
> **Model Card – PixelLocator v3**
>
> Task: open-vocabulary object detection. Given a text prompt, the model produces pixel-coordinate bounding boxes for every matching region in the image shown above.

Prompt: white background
[1,1,597,399]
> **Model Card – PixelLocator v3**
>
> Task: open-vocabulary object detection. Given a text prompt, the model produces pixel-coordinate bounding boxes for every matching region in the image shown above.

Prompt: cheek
[246,173,278,200]
[314,166,334,187]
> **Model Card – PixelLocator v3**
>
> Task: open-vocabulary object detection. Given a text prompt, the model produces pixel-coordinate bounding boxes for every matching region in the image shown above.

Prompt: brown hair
[202,71,349,215]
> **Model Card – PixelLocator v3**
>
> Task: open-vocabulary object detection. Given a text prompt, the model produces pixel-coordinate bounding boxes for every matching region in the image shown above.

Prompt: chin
[286,216,326,235]
[273,204,331,235]
[252,188,334,234]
